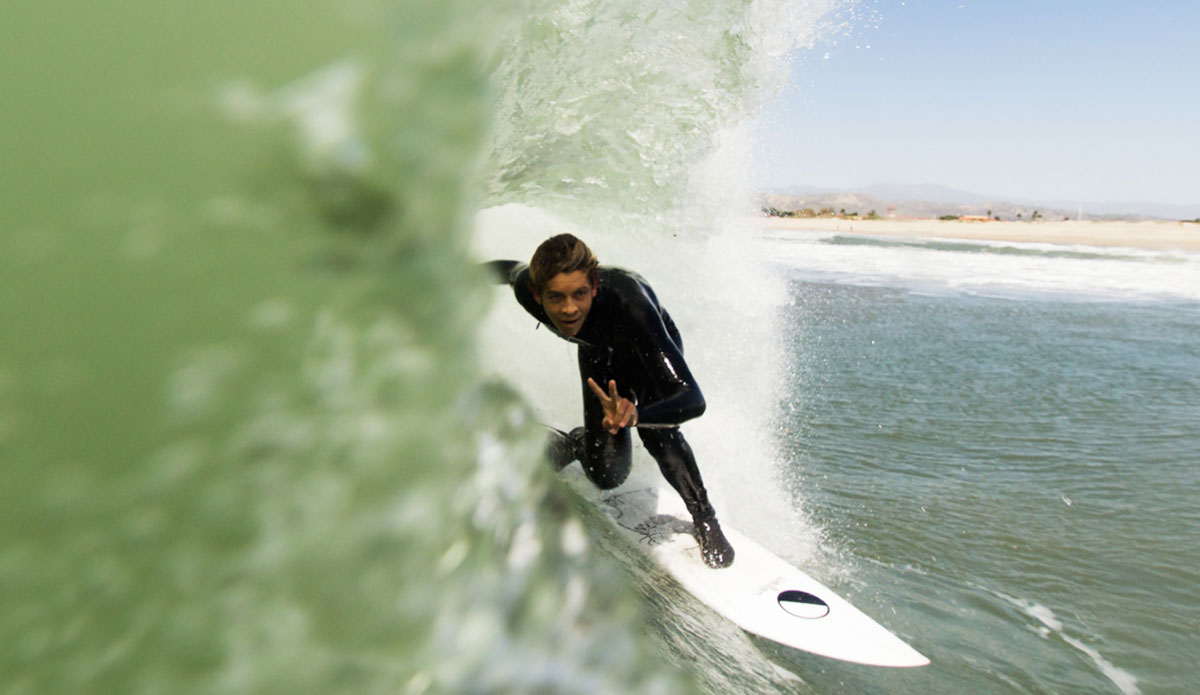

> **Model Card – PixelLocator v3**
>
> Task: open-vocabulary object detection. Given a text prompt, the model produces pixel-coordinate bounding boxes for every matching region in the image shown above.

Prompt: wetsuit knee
[581,429,632,489]
[583,461,629,490]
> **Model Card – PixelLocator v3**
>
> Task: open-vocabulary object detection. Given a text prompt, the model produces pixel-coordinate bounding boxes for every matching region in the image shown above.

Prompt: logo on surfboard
[777,590,830,619]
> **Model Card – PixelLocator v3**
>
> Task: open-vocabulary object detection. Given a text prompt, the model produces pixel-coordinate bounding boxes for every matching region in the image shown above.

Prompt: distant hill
[759,184,1200,221]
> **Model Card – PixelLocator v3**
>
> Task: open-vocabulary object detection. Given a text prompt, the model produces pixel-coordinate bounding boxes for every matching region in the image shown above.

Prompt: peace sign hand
[587,378,638,435]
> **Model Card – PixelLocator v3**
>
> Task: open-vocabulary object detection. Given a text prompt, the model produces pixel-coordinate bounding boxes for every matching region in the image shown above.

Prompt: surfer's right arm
[485,260,523,285]
[484,260,550,323]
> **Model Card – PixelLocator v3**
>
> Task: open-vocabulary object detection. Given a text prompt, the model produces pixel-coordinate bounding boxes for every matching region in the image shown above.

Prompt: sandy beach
[761,216,1200,252]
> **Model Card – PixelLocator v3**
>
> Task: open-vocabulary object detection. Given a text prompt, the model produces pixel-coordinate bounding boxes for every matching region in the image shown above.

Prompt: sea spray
[483,0,840,220]
[476,0,845,564]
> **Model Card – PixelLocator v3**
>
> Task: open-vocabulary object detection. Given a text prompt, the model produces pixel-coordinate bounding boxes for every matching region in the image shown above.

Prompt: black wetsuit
[489,261,717,522]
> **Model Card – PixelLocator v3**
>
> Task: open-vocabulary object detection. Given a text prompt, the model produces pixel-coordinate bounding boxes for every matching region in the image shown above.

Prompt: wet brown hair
[529,234,599,295]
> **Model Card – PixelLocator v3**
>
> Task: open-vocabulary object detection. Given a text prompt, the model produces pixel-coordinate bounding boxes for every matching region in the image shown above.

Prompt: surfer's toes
[695,517,735,569]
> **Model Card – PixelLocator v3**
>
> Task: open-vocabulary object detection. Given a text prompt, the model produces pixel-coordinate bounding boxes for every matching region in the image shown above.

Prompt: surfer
[488,234,734,568]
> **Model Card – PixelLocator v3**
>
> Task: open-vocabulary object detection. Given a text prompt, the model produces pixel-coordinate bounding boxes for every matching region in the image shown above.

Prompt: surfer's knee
[589,470,628,490]
[575,422,631,489]
[583,459,630,489]
[582,439,631,489]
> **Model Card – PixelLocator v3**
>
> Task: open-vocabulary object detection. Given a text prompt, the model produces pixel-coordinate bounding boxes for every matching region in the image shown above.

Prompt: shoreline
[759,216,1200,252]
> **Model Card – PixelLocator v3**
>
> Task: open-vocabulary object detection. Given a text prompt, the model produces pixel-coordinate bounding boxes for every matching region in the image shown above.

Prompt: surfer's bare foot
[695,515,734,568]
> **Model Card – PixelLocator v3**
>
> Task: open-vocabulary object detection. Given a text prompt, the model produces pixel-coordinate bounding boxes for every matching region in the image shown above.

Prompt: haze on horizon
[752,1,1200,217]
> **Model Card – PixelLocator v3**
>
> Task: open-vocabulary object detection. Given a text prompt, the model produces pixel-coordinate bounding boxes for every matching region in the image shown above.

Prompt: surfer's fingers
[617,400,637,428]
[608,379,621,401]
[587,377,610,403]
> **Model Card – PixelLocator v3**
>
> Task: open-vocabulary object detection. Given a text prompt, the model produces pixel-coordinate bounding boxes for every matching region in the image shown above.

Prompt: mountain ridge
[759,184,1200,221]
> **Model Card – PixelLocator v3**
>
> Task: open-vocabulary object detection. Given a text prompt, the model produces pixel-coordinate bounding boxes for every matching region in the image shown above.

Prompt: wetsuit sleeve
[485,260,522,285]
[485,260,550,325]
[624,286,706,427]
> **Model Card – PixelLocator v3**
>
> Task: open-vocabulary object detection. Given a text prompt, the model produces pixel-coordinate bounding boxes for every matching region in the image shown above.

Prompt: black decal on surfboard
[631,515,691,546]
[599,489,688,546]
[778,590,830,619]
[599,490,639,527]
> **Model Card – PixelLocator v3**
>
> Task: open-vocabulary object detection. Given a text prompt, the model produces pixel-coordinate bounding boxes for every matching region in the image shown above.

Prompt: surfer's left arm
[623,287,706,428]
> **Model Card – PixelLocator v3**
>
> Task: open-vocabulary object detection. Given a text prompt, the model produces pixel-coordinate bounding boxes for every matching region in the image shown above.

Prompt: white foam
[997,592,1141,695]
[219,60,369,177]
[1061,635,1142,695]
[756,232,1200,303]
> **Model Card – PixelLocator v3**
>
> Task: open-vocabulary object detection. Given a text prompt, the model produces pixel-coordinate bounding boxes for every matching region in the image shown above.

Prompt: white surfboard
[562,465,929,668]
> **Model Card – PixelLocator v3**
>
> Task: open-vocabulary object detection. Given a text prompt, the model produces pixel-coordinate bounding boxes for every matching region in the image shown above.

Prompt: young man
[489,234,734,568]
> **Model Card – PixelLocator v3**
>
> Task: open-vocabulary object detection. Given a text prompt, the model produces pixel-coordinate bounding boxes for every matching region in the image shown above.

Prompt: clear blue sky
[752,0,1200,208]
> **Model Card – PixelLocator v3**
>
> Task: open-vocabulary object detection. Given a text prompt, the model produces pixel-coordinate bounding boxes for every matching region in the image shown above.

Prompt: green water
[19,2,1190,694]
[2,1,712,692]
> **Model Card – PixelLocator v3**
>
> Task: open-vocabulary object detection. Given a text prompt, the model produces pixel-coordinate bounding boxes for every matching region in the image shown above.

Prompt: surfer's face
[535,270,596,337]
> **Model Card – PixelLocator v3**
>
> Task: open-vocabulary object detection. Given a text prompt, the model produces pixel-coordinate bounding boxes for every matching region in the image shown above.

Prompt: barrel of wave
[473,203,824,567]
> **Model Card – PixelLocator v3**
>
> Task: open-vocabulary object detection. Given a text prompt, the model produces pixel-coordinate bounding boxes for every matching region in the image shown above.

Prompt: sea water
[756,232,1200,694]
[5,0,1198,694]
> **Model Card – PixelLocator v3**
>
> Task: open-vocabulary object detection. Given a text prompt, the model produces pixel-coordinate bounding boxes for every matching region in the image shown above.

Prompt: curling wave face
[2,0,842,693]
